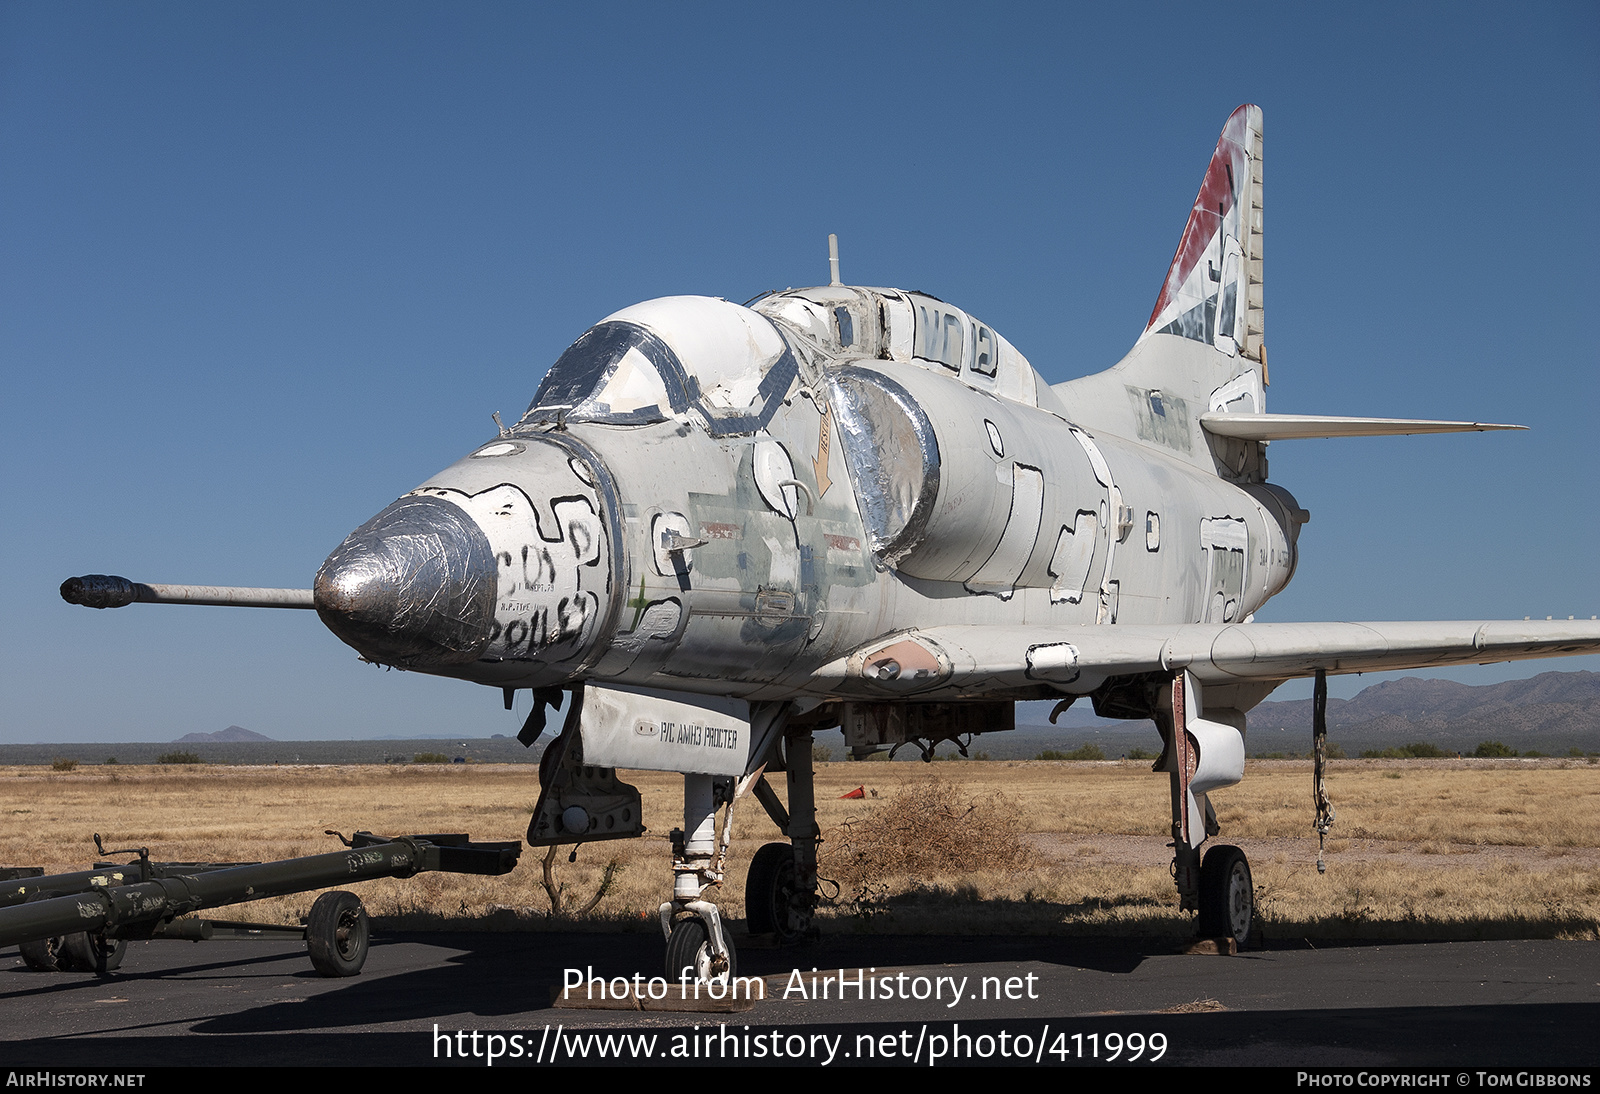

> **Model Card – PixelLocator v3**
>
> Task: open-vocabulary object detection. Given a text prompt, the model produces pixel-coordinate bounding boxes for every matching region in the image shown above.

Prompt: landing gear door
[579,683,752,776]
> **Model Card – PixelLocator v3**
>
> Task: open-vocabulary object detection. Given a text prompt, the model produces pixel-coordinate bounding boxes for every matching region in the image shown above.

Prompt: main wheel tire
[664,916,736,985]
[60,932,126,974]
[306,890,369,977]
[1197,844,1253,946]
[745,842,802,942]
[19,936,68,972]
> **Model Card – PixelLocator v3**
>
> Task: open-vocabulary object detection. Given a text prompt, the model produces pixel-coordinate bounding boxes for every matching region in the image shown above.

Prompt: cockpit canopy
[519,296,798,437]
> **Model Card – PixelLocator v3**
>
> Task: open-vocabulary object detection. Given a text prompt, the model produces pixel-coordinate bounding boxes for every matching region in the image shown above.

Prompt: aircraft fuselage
[313,288,1302,706]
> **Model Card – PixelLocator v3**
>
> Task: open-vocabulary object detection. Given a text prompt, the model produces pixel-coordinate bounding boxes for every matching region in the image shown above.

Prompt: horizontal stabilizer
[1199,413,1526,440]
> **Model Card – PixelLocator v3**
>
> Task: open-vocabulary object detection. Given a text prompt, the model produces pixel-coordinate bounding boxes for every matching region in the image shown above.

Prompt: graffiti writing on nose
[455,484,604,661]
[492,593,594,654]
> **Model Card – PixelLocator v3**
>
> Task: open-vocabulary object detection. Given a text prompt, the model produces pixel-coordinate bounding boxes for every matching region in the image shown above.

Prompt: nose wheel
[665,914,737,984]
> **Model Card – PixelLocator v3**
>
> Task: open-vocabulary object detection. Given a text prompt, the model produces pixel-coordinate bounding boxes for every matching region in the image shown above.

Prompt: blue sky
[2,3,1596,743]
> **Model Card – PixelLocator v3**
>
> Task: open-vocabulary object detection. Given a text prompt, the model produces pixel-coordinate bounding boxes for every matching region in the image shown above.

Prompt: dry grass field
[4,758,1598,942]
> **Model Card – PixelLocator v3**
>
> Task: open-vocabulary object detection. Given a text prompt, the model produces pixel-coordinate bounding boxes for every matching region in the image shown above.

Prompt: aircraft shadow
[172,930,1163,1035]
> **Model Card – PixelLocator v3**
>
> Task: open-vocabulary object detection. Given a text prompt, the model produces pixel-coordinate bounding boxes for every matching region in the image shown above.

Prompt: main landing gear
[1196,844,1253,945]
[743,727,819,947]
[1155,671,1254,949]
[744,842,802,944]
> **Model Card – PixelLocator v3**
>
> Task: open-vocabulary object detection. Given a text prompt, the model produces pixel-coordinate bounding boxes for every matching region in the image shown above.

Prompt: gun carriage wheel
[19,934,69,972]
[61,931,126,974]
[306,890,369,977]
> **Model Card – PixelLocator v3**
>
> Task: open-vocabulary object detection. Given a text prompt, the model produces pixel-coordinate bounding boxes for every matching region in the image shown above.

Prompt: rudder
[1139,104,1265,372]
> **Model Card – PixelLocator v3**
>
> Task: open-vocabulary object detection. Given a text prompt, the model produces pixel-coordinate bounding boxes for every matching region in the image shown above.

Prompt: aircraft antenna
[828,233,841,286]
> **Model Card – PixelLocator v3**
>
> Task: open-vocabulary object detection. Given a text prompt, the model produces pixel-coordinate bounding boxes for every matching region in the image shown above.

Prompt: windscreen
[522,322,682,427]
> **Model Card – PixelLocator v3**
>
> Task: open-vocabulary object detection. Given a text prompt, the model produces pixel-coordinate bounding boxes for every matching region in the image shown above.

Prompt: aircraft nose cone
[314,495,497,668]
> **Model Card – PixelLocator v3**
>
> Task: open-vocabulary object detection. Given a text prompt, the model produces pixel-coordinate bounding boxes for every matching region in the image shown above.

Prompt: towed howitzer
[1,831,520,976]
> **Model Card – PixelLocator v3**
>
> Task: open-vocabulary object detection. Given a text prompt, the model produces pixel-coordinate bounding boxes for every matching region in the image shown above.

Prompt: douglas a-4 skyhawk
[62,106,1600,980]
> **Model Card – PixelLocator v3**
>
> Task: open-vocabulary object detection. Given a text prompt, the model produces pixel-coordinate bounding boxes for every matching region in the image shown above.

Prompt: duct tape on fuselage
[579,684,751,776]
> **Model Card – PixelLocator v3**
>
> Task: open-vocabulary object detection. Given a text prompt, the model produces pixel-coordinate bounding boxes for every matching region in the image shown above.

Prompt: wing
[813,620,1600,697]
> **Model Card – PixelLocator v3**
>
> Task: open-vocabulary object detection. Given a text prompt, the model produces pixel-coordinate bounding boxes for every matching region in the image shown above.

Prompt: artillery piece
[1,831,520,977]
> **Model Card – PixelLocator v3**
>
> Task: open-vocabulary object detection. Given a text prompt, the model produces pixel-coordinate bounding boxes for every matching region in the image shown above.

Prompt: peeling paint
[1126,385,1193,453]
[1048,511,1099,604]
[965,465,1044,599]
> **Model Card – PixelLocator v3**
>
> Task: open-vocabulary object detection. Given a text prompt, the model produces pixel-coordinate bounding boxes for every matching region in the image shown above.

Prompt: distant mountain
[176,725,274,743]
[1017,696,1122,728]
[118,672,1597,755]
[1020,670,1600,753]
[1246,671,1600,746]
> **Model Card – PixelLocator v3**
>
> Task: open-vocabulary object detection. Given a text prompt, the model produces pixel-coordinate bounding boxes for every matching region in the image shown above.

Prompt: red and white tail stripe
[1140,105,1265,367]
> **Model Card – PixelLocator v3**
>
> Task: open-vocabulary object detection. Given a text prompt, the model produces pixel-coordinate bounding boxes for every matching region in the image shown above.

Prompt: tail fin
[1051,106,1267,479]
[1138,104,1265,372]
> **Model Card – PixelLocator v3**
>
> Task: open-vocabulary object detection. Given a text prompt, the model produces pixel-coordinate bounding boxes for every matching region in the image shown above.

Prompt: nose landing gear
[658,771,739,983]
[657,726,820,981]
[525,686,816,985]
[663,906,736,984]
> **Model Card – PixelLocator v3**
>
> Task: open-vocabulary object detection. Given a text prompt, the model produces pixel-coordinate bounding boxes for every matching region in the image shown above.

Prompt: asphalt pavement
[2,931,1596,1067]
